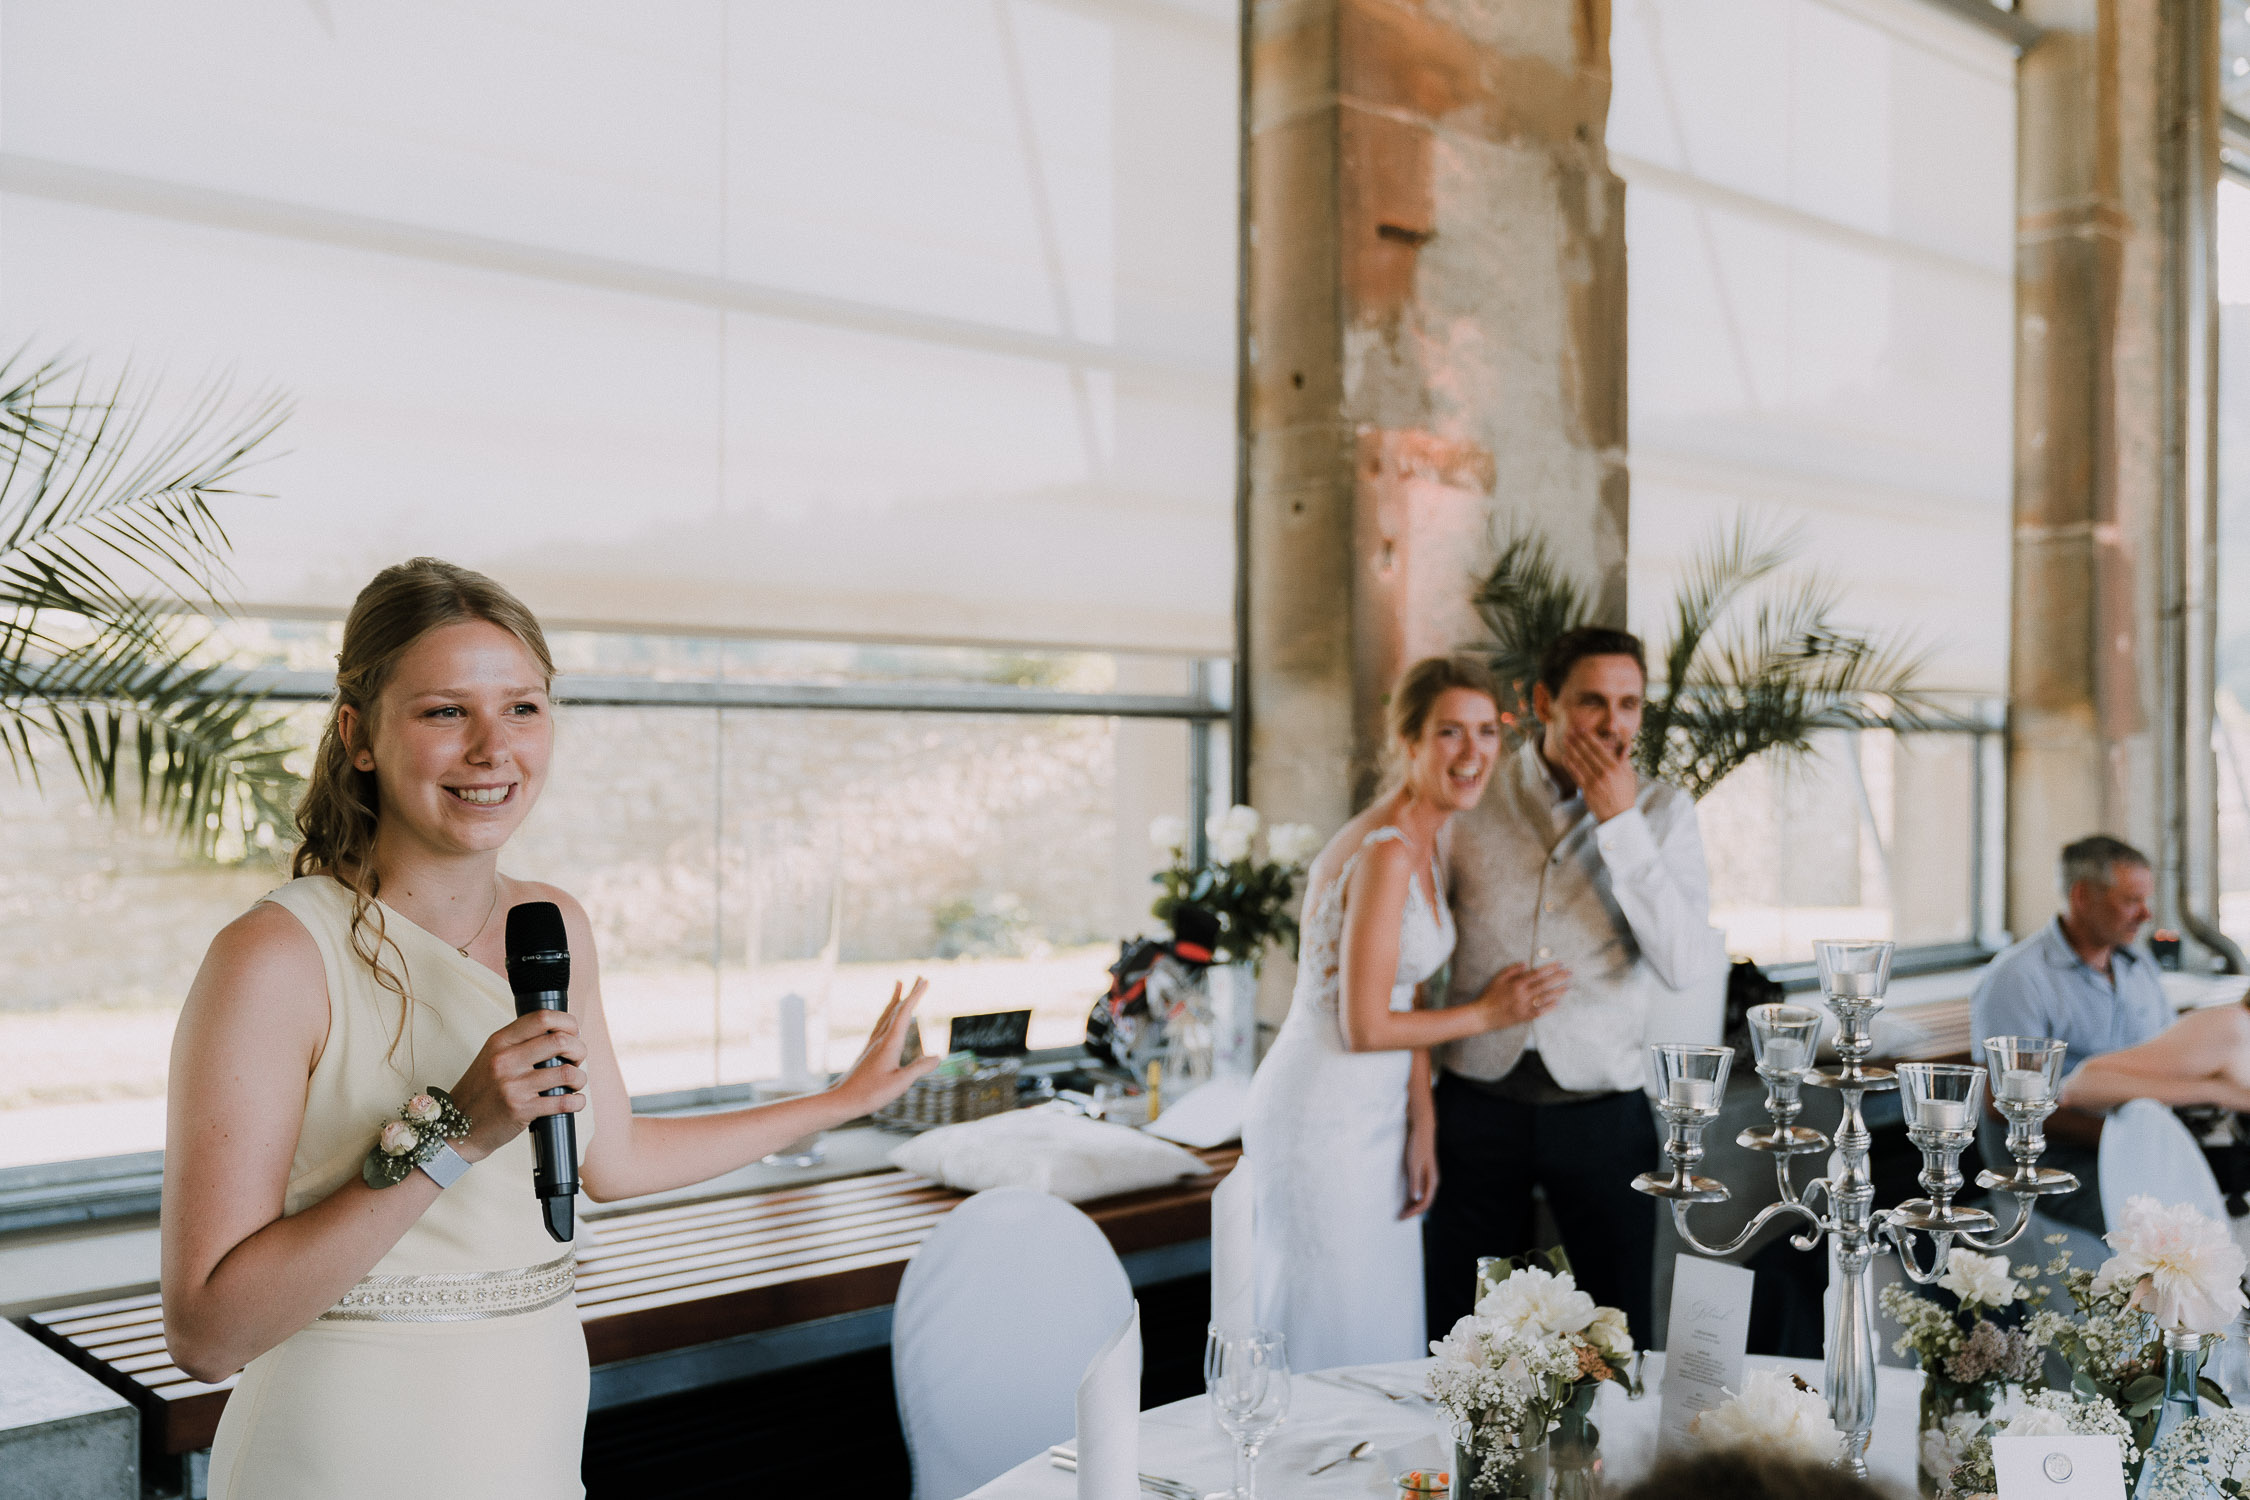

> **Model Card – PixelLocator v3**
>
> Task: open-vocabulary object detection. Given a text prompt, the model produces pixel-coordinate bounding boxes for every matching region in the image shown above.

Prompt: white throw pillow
[888,1104,1207,1202]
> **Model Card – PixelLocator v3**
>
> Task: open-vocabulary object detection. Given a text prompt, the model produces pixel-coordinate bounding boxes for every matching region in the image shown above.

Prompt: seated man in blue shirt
[1971,835,2174,1232]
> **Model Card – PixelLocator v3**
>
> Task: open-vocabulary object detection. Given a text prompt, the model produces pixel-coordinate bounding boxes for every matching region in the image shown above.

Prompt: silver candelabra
[1631,939,2080,1476]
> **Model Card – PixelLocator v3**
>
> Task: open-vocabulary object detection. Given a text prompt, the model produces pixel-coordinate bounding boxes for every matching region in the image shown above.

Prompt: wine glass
[1204,1326,1290,1499]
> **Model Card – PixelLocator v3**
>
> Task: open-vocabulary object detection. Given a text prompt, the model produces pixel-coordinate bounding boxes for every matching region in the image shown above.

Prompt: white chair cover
[2098,1099,2227,1227]
[891,1186,1135,1500]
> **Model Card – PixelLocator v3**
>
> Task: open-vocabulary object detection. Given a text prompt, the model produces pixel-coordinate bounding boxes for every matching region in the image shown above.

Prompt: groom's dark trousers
[1421,1060,1659,1347]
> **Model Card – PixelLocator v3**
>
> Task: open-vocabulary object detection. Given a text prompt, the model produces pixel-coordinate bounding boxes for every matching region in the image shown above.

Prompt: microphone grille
[504,900,570,987]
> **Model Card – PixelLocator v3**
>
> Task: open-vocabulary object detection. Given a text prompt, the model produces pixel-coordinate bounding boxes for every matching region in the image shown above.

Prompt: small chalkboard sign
[948,1009,1033,1057]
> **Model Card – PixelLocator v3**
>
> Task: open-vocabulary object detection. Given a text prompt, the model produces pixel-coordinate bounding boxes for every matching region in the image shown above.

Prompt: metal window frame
[0,670,1228,1234]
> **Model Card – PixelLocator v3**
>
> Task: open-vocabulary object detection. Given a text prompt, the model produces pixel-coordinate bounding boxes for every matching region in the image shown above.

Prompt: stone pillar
[2007,0,2221,942]
[1243,0,1628,842]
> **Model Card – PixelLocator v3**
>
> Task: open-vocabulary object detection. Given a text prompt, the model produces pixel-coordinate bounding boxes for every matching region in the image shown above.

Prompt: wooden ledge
[28,1145,1239,1458]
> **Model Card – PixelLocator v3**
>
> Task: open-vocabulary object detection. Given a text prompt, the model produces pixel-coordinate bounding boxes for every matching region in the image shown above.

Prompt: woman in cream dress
[163,559,937,1499]
[1241,657,1570,1369]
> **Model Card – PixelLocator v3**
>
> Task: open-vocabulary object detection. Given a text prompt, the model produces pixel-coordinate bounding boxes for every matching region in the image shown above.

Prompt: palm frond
[1469,510,1933,799]
[0,345,300,856]
[1471,531,1592,722]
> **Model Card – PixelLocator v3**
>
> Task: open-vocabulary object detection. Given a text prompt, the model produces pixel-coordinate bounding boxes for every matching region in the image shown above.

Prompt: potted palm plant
[1471,516,1937,798]
[1,345,301,857]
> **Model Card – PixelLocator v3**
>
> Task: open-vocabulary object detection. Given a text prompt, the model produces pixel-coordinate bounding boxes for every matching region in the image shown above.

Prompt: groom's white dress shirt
[1441,738,1721,1094]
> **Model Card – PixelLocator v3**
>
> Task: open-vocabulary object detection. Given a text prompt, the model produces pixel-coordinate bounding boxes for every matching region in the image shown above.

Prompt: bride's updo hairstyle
[1381,654,1500,791]
[293,558,554,1046]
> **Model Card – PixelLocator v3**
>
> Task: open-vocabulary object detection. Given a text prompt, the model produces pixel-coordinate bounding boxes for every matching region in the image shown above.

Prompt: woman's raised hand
[446,1010,589,1162]
[834,979,943,1116]
[1473,961,1571,1031]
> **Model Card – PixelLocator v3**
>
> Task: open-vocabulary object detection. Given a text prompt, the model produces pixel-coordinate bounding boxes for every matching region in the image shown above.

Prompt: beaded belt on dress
[318,1249,577,1323]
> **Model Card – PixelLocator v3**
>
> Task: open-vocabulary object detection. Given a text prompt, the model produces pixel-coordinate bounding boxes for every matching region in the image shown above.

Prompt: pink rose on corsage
[379,1121,421,1157]
[404,1094,443,1125]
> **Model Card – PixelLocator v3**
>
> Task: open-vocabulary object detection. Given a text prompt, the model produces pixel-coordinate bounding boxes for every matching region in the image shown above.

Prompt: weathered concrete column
[1242,0,1629,1019]
[2007,0,2222,942]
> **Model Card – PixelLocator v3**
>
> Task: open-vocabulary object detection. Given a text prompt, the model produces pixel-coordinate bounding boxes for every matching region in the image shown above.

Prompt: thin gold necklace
[457,875,502,958]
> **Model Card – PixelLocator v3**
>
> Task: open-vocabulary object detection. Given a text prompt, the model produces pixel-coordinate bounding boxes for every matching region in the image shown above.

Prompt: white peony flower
[1585,1305,1634,1361]
[379,1120,421,1157]
[2094,1195,2250,1334]
[1475,1266,1598,1342]
[1691,1368,1843,1466]
[1219,804,1261,838]
[1266,822,1321,867]
[1148,814,1188,854]
[404,1094,442,1125]
[1937,1250,2022,1310]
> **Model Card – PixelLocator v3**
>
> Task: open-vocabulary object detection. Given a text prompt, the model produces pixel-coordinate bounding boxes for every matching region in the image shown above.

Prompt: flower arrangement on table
[1941,1195,2249,1499]
[1148,806,1319,969]
[1429,1251,1639,1498]
[1690,1366,1847,1465]
[1879,1249,2046,1492]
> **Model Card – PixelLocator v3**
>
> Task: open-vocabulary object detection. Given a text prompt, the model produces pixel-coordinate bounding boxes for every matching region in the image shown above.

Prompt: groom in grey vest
[1423,626,1720,1345]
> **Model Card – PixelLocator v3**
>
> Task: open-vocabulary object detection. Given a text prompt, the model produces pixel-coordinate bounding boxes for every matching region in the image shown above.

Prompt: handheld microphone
[503,901,578,1243]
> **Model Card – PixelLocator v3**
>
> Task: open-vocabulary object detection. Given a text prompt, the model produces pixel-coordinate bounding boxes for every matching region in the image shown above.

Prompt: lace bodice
[1288,825,1455,1030]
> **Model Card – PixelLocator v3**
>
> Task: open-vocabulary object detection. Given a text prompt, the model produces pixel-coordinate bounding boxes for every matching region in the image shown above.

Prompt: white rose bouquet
[1148,805,1318,969]
[1433,1251,1639,1497]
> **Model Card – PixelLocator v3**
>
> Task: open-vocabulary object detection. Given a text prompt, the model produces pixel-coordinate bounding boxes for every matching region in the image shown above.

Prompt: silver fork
[1048,1446,1200,1500]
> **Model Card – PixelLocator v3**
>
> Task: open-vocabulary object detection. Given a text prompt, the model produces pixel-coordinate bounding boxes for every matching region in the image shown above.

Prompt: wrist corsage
[362,1087,474,1189]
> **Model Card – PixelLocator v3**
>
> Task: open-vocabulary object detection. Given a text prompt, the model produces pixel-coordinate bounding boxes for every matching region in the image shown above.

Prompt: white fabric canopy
[1613,0,2016,696]
[0,0,1238,651]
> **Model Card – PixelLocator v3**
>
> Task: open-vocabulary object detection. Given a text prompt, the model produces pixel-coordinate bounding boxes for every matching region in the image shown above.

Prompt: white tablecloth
[965,1352,1926,1497]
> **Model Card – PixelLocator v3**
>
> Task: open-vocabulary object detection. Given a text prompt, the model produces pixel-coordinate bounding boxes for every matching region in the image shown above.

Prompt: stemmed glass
[1204,1326,1290,1499]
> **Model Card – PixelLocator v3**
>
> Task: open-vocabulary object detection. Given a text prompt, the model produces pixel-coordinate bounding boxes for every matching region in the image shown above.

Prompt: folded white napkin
[1209,1155,1255,1334]
[1145,1074,1249,1148]
[1075,1303,1143,1500]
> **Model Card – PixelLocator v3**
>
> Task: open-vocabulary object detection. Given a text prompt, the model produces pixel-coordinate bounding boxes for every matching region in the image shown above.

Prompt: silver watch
[418,1141,472,1190]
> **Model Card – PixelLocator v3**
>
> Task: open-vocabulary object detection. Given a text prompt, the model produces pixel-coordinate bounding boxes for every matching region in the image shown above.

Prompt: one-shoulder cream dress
[206,875,594,1500]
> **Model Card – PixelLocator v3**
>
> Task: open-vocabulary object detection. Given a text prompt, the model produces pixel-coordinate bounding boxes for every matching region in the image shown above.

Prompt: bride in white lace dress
[1242,658,1571,1369]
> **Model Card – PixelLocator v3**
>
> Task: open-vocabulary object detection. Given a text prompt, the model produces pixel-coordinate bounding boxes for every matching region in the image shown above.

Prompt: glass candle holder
[1982,1035,2067,1109]
[1898,1062,1985,1139]
[1748,1004,1822,1079]
[1812,939,1894,1004]
[1654,1044,1732,1120]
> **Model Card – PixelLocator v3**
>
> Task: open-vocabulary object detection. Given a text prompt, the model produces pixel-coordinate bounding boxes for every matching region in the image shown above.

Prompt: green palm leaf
[0,345,300,856]
[1469,512,1934,800]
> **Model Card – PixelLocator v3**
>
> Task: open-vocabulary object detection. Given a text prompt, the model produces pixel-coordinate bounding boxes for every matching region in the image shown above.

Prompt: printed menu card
[1656,1253,1755,1454]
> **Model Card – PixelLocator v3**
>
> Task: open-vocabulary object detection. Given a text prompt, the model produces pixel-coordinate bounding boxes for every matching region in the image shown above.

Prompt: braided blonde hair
[292,558,554,1052]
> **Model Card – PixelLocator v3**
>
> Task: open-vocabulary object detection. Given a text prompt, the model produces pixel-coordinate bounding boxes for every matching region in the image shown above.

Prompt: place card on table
[1991,1434,2128,1500]
[1656,1253,1755,1454]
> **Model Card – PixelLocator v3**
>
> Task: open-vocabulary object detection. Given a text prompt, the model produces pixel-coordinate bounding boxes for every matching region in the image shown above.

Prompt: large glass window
[0,3,1240,1175]
[1611,0,2017,964]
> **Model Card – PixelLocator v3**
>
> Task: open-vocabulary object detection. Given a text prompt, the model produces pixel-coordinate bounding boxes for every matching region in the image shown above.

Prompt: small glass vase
[1452,1388,1602,1500]
[2133,1329,2208,1500]
[1916,1379,2000,1498]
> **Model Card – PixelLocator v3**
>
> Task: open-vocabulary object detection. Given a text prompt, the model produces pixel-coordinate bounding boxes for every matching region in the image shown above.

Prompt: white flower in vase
[1690,1368,1843,1465]
[1266,822,1321,867]
[1937,1250,2022,1311]
[1206,805,1260,863]
[1585,1305,1634,1362]
[1474,1265,1598,1341]
[2092,1194,2249,1334]
[1148,814,1189,854]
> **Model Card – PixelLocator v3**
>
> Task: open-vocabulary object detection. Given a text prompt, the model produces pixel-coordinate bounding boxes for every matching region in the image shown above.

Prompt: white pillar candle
[1996,1068,2047,1104]
[1666,1076,1718,1111]
[778,991,810,1089]
[1760,1038,1808,1074]
[1915,1098,1971,1132]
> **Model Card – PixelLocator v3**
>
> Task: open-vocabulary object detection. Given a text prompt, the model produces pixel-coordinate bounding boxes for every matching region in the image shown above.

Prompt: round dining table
[964,1352,1927,1497]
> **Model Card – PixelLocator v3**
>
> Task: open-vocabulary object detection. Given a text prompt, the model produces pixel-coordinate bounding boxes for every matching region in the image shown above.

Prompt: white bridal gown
[1242,825,1454,1370]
